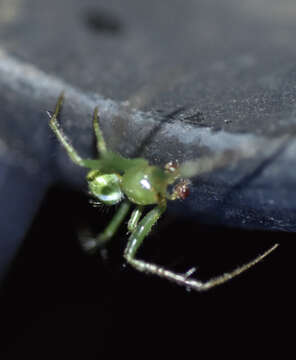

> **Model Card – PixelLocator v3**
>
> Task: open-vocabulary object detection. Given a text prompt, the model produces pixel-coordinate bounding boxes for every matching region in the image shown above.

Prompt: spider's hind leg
[93,106,107,156]
[48,93,91,167]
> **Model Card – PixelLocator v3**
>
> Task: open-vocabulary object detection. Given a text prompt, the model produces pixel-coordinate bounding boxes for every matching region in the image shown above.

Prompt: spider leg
[127,206,144,233]
[80,200,131,253]
[124,210,279,291]
[93,107,107,156]
[48,92,93,167]
[185,243,279,291]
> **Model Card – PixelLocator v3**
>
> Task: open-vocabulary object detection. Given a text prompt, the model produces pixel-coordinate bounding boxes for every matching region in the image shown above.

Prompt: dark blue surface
[0,161,50,281]
[1,0,296,284]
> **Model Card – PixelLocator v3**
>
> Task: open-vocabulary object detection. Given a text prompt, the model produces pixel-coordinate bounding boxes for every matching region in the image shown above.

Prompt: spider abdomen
[122,165,167,205]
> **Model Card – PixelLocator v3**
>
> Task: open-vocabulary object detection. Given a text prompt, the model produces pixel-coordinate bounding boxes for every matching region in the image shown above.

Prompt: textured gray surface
[0,0,296,277]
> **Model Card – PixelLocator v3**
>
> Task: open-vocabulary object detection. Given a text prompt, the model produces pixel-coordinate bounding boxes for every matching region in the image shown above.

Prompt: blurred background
[0,0,295,357]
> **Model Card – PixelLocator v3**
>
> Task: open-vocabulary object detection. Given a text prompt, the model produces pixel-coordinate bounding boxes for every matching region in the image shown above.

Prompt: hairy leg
[124,212,279,291]
[48,92,94,167]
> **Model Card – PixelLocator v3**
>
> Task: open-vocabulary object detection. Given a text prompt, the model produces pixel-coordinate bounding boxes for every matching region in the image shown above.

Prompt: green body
[122,164,168,205]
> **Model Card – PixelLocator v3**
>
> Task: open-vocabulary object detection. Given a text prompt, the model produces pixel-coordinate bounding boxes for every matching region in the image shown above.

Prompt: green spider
[48,93,278,291]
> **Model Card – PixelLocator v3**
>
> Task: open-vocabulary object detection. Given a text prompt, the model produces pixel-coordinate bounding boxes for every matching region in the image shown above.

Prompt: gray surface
[0,0,296,277]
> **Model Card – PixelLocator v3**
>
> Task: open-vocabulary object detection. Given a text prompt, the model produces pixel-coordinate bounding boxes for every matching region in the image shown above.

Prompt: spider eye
[87,171,123,205]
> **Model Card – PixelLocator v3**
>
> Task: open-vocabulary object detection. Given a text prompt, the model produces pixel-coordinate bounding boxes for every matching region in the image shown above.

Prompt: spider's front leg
[124,202,166,270]
[127,206,144,233]
[124,204,279,291]
[123,203,206,290]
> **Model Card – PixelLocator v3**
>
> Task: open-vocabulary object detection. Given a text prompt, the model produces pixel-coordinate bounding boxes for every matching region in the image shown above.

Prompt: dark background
[0,185,291,358]
[0,0,295,357]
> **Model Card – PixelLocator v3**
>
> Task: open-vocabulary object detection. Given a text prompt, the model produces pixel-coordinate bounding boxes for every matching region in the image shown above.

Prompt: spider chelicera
[48,93,278,291]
